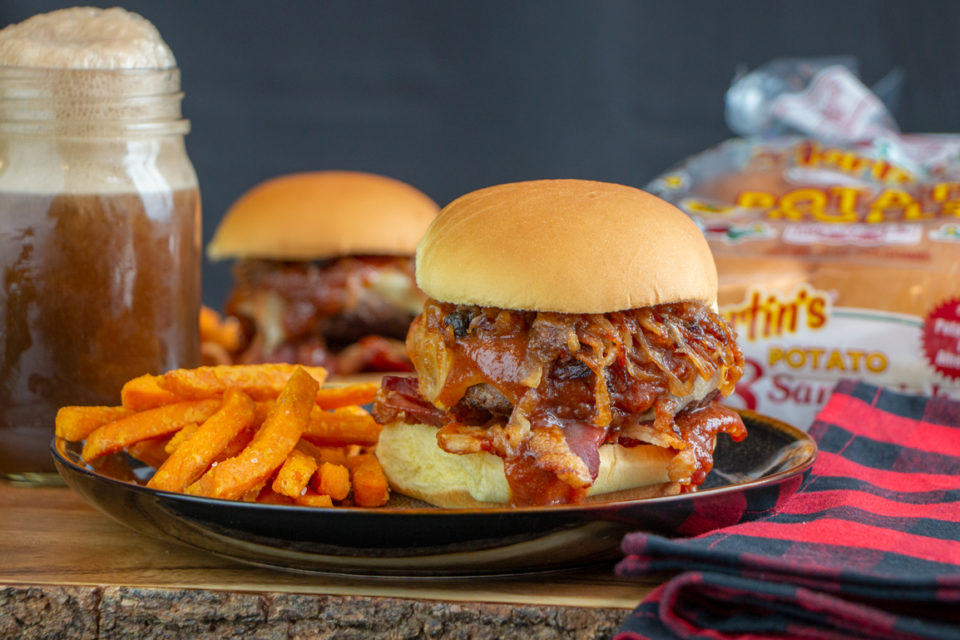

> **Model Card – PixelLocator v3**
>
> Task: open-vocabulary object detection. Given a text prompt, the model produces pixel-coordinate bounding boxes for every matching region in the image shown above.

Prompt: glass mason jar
[0,67,201,484]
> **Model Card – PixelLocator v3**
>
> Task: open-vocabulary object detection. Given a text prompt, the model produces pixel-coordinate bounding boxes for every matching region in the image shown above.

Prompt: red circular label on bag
[922,299,960,381]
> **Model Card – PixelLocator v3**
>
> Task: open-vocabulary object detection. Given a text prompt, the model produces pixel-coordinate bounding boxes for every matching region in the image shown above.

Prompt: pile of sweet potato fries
[56,364,390,507]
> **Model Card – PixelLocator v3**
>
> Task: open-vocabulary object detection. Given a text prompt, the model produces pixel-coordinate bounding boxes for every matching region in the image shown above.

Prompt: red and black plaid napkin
[615,380,960,640]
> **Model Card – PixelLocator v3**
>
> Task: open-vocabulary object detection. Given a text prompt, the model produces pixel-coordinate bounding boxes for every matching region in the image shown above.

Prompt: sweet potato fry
[187,367,319,500]
[81,398,221,462]
[345,452,375,470]
[240,480,268,503]
[272,448,319,499]
[147,388,256,492]
[296,440,349,466]
[213,423,258,463]
[347,444,367,458]
[121,375,180,411]
[200,305,242,352]
[254,400,275,424]
[315,382,379,409]
[301,405,381,447]
[159,364,327,401]
[257,486,294,505]
[126,436,171,468]
[164,422,200,454]
[349,453,390,507]
[314,461,351,501]
[55,405,132,441]
[295,492,334,508]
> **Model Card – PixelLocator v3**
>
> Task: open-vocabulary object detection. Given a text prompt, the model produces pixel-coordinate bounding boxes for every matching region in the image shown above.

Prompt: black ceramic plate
[52,409,816,577]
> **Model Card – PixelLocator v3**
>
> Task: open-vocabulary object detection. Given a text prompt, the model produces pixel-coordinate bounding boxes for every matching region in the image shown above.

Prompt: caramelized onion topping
[377,299,747,505]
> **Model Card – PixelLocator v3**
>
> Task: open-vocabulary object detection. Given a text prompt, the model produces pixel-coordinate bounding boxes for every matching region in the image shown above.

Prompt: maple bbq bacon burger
[371,179,747,507]
[207,171,439,375]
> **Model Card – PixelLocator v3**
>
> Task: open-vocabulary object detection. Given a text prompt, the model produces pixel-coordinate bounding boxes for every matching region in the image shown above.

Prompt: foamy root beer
[0,7,200,478]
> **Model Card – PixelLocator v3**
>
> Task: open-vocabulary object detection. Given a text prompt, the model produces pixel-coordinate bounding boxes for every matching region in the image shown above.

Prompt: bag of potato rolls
[649,59,960,429]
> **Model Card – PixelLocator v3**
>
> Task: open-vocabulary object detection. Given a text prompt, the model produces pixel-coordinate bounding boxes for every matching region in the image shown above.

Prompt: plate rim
[51,408,817,517]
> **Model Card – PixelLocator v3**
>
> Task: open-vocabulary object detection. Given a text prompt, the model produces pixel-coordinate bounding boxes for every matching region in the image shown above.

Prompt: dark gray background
[3,1,958,308]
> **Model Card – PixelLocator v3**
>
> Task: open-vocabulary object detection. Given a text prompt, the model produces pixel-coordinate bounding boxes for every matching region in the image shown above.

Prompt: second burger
[207,171,440,375]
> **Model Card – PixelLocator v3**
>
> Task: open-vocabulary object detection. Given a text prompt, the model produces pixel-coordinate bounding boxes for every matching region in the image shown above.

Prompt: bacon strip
[371,376,448,427]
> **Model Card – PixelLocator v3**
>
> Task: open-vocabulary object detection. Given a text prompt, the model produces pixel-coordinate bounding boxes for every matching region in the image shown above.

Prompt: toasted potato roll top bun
[415,179,718,313]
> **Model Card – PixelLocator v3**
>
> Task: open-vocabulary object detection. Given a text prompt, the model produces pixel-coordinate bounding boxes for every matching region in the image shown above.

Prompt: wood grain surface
[0,482,657,638]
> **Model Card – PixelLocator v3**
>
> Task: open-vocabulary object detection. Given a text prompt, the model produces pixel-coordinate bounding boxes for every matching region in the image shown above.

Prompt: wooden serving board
[0,483,656,638]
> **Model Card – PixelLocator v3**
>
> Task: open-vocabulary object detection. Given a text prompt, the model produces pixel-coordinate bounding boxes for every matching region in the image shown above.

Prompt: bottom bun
[374,421,682,508]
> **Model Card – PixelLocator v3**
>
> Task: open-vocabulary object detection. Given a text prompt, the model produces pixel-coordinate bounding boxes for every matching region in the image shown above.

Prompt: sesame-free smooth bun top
[0,7,176,69]
[207,171,441,261]
[416,179,718,313]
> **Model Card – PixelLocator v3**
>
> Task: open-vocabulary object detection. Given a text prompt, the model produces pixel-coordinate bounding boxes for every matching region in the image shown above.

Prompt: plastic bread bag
[648,58,960,429]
